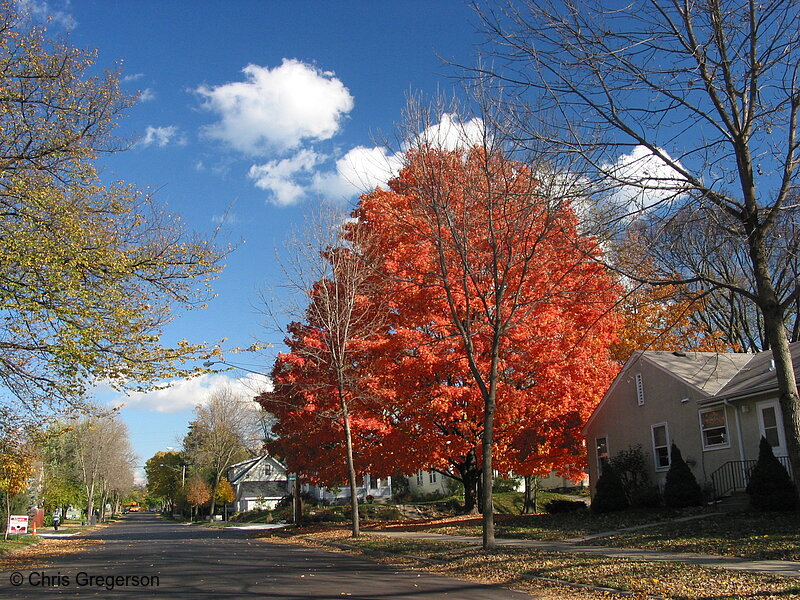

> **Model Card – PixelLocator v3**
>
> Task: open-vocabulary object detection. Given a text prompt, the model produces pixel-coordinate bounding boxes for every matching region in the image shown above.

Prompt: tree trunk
[749,235,800,479]
[481,370,498,549]
[459,450,480,515]
[341,401,360,538]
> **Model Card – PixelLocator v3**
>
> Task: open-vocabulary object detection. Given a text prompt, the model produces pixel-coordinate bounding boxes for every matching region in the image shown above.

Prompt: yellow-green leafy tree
[0,437,35,539]
[0,3,224,432]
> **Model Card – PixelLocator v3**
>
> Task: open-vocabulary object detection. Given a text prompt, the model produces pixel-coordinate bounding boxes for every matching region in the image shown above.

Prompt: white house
[227,455,289,512]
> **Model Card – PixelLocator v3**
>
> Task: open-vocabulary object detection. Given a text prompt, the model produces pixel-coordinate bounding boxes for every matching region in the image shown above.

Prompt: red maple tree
[352,144,620,547]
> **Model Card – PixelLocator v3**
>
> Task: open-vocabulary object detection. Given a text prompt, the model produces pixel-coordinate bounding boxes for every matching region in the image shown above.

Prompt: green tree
[664,444,703,509]
[145,451,185,512]
[746,437,799,511]
[591,460,628,514]
[0,2,223,433]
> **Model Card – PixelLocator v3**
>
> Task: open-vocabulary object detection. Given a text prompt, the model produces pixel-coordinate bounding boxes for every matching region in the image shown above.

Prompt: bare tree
[260,205,386,538]
[186,387,260,518]
[71,415,135,521]
[475,0,800,476]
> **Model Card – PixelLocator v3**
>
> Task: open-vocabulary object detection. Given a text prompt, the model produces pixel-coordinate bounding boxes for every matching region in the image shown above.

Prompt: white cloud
[197,59,354,156]
[411,113,486,152]
[16,0,76,29]
[601,146,688,211]
[305,115,483,202]
[122,73,144,83]
[248,149,325,206]
[138,88,155,102]
[111,372,271,414]
[140,125,185,148]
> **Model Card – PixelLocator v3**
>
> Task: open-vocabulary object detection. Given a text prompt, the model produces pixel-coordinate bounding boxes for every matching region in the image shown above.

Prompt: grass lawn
[261,529,800,600]
[0,535,40,556]
[587,511,800,561]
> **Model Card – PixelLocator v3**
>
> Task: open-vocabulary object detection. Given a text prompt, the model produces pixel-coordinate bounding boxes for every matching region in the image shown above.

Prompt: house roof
[237,480,287,500]
[643,350,752,395]
[228,454,287,485]
[713,343,800,400]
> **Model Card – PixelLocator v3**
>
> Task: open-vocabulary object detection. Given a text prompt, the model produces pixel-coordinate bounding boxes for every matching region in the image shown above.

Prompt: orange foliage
[353,145,621,481]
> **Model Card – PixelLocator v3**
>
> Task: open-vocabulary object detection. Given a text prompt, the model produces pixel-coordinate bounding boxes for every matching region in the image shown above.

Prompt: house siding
[585,357,742,495]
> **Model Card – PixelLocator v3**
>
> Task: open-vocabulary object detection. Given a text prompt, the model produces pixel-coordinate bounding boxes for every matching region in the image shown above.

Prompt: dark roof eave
[698,383,780,405]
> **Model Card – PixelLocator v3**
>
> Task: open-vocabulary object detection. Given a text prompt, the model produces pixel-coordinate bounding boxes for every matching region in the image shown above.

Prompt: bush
[630,485,662,508]
[591,460,629,513]
[746,436,799,511]
[664,444,703,508]
[611,444,659,507]
[544,499,586,514]
[493,476,520,493]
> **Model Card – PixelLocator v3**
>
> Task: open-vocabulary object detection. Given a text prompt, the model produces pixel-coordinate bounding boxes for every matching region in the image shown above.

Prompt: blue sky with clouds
[22,0,482,476]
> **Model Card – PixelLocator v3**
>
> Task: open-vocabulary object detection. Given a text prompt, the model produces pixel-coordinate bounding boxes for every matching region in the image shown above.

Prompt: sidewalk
[371,530,800,578]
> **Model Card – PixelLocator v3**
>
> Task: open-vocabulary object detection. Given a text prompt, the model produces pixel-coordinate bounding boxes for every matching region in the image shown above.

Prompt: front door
[756,400,788,457]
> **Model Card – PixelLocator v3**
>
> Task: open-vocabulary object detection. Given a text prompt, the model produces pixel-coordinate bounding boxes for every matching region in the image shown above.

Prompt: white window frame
[699,406,730,450]
[756,400,788,457]
[416,471,423,486]
[428,471,437,484]
[651,422,671,471]
[635,373,645,406]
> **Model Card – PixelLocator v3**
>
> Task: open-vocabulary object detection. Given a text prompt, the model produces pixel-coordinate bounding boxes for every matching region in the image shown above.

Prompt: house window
[429,471,437,484]
[651,423,670,470]
[635,373,645,406]
[761,405,780,448]
[595,437,608,471]
[699,406,729,449]
[416,471,423,485]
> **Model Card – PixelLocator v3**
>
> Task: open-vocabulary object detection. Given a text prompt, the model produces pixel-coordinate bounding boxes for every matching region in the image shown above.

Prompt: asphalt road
[0,513,531,599]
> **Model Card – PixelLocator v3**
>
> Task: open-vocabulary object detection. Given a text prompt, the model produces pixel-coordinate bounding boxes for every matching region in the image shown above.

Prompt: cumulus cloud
[248,149,325,206]
[111,372,271,414]
[197,59,354,156]
[16,0,76,29]
[411,113,486,152]
[138,88,155,102]
[140,125,185,148]
[601,145,689,211]
[306,115,484,203]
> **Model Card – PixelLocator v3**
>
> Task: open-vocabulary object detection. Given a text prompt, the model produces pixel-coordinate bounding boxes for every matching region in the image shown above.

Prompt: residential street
[0,513,531,599]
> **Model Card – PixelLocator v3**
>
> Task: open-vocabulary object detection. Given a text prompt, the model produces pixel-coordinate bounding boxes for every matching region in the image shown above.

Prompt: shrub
[544,499,586,514]
[611,444,659,507]
[493,476,520,493]
[591,460,629,513]
[746,436,799,511]
[664,444,703,508]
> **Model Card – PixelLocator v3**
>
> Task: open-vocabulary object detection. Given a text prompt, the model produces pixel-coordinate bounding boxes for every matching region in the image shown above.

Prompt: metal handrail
[709,456,792,500]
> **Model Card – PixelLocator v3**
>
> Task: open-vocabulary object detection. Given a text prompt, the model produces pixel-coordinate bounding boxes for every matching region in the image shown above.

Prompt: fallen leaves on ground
[0,538,103,571]
[258,529,800,600]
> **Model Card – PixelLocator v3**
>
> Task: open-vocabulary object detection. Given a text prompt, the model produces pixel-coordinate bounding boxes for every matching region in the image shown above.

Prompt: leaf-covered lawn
[427,509,677,541]
[588,511,800,561]
[268,531,800,600]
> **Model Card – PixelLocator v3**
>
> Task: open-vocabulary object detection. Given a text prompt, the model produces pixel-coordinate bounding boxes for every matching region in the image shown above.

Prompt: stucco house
[227,455,289,512]
[583,345,797,500]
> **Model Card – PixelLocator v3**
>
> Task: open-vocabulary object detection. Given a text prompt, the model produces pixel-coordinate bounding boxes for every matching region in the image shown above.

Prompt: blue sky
[24,0,483,477]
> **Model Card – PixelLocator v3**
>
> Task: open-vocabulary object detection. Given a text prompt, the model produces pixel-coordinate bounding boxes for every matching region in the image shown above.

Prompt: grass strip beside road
[258,528,800,600]
[0,536,40,557]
